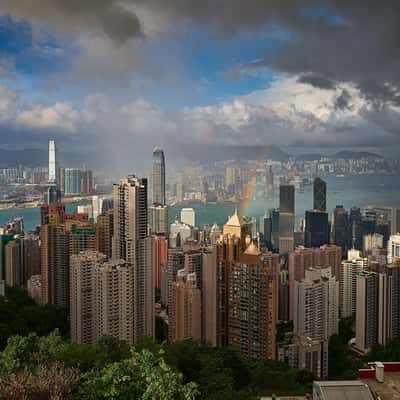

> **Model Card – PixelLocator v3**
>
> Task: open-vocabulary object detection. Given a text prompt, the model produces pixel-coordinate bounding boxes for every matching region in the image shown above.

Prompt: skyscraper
[304,210,329,248]
[149,204,169,235]
[180,208,195,227]
[152,147,166,205]
[47,140,61,203]
[388,234,400,264]
[64,168,82,195]
[113,175,153,341]
[228,242,278,360]
[332,205,350,254]
[279,185,295,254]
[313,177,327,212]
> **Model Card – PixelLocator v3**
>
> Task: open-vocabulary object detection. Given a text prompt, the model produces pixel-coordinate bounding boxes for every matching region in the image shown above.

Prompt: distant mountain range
[0,146,385,168]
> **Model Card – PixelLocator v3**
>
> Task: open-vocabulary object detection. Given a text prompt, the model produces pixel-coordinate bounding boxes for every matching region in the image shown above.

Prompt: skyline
[0,2,399,171]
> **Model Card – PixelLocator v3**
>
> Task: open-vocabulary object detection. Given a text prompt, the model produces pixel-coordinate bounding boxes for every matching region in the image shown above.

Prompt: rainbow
[239,145,270,216]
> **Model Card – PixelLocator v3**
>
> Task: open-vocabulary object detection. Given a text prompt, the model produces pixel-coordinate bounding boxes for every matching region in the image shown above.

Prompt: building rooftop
[313,381,373,400]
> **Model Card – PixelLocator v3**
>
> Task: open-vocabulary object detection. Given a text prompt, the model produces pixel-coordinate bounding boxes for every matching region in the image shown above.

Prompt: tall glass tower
[152,147,166,205]
[313,177,327,212]
[47,140,61,203]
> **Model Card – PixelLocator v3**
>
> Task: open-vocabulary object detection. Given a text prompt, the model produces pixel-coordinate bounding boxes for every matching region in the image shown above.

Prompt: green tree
[74,349,198,400]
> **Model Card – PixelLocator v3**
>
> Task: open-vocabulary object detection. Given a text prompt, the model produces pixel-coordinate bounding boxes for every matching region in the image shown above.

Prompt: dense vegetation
[0,287,68,350]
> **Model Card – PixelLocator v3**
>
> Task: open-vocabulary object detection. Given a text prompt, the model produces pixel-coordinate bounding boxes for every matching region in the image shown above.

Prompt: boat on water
[336,174,345,178]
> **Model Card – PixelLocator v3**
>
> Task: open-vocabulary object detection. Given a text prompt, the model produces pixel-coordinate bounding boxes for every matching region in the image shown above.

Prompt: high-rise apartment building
[70,251,107,344]
[304,210,329,248]
[64,168,82,195]
[355,271,379,353]
[288,245,342,320]
[340,250,368,318]
[41,224,67,307]
[5,240,22,287]
[149,204,169,235]
[169,270,201,341]
[363,233,384,255]
[112,175,152,342]
[152,147,166,205]
[294,266,339,341]
[95,210,113,259]
[228,243,278,360]
[23,234,41,283]
[313,177,327,212]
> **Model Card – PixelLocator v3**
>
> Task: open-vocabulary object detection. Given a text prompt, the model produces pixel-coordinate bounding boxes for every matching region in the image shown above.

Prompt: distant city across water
[0,175,400,231]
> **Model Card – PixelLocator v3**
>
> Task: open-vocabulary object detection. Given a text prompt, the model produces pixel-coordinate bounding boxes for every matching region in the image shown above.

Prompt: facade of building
[149,204,169,235]
[304,210,329,248]
[228,243,278,360]
[313,177,327,212]
[152,147,166,205]
[5,240,22,287]
[388,234,400,264]
[180,208,196,227]
[64,168,82,196]
[293,266,339,341]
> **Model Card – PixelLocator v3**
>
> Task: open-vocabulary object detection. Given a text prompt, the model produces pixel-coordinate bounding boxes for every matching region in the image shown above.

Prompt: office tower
[170,221,192,244]
[23,234,41,283]
[294,266,339,341]
[271,208,280,249]
[41,224,67,306]
[113,175,152,342]
[332,205,350,254]
[304,210,329,248]
[340,250,368,318]
[210,223,222,245]
[313,177,327,212]
[201,248,217,346]
[64,168,82,195]
[355,271,379,353]
[149,204,169,235]
[280,185,295,213]
[59,167,65,194]
[363,233,384,255]
[180,208,195,227]
[94,258,135,344]
[350,207,362,251]
[47,140,61,203]
[266,166,274,196]
[81,170,93,195]
[279,185,295,255]
[95,210,113,259]
[5,240,22,287]
[152,147,166,205]
[225,165,236,194]
[176,183,184,202]
[169,270,201,341]
[288,245,342,320]
[260,214,272,249]
[228,242,278,360]
[388,234,400,264]
[223,208,251,245]
[70,251,107,344]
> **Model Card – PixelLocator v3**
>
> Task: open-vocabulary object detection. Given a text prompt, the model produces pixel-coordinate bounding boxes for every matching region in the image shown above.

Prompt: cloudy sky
[0,1,399,170]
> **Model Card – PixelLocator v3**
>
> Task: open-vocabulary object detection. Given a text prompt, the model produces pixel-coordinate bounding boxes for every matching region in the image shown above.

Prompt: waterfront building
[81,170,94,195]
[313,177,327,212]
[304,210,329,248]
[180,207,195,227]
[64,168,82,196]
[152,147,166,205]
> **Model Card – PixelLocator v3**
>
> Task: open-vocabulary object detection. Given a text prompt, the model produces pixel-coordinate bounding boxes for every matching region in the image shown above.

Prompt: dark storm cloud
[298,74,336,91]
[2,0,399,103]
